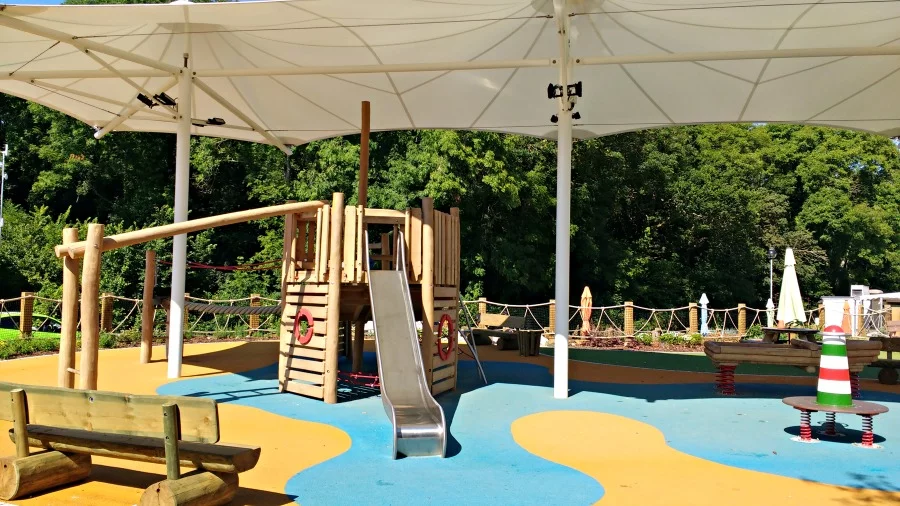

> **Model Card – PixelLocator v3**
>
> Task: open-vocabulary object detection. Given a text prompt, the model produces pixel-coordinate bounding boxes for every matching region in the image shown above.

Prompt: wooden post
[11,389,28,458]
[548,299,556,334]
[359,101,370,208]
[857,306,864,336]
[19,292,34,338]
[478,297,486,323]
[380,232,390,270]
[818,303,825,329]
[324,193,344,404]
[140,250,156,364]
[249,294,261,335]
[162,403,180,480]
[281,203,298,302]
[100,292,114,333]
[182,293,190,338]
[421,198,436,389]
[689,302,698,334]
[352,320,365,373]
[738,303,747,335]
[892,306,900,322]
[59,228,79,388]
[79,223,103,391]
[624,301,634,337]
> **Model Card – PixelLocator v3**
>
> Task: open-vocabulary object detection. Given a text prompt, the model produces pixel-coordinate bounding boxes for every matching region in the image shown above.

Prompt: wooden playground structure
[49,193,461,405]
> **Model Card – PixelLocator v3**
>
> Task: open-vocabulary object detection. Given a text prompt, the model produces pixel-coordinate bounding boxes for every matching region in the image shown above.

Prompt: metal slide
[365,231,447,459]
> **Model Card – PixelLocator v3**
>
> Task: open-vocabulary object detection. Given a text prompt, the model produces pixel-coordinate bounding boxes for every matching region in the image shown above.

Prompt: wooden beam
[163,403,181,480]
[359,101,370,208]
[79,224,103,391]
[11,389,28,458]
[141,250,156,364]
[55,200,327,259]
[324,193,345,404]
[59,228,79,388]
[421,198,435,388]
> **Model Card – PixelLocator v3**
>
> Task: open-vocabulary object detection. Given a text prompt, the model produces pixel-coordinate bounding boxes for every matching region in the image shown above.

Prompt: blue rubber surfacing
[158,353,900,505]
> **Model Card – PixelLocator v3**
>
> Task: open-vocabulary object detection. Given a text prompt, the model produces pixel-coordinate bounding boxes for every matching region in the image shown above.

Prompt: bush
[634,333,653,346]
[745,324,763,339]
[658,332,681,345]
[688,333,704,346]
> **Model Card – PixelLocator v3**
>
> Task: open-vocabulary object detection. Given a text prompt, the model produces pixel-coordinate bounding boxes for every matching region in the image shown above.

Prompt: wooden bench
[704,339,882,395]
[471,314,526,350]
[0,382,260,505]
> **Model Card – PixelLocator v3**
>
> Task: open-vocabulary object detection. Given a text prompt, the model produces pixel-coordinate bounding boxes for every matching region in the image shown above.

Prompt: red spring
[861,415,874,447]
[715,365,736,395]
[850,372,861,399]
[824,412,838,436]
[799,410,812,441]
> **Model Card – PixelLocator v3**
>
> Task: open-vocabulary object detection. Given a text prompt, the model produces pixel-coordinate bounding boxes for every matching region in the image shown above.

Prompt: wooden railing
[284,202,460,287]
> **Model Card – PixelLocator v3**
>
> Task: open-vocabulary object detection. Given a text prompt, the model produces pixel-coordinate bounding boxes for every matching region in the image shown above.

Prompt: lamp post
[0,142,8,242]
[767,247,777,301]
[766,247,777,327]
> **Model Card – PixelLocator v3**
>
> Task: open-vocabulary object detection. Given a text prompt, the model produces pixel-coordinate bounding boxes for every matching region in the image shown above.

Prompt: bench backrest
[0,382,219,443]
[479,313,526,329]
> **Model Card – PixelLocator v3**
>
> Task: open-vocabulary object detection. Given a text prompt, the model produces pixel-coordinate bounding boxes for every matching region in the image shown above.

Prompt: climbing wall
[278,281,330,399]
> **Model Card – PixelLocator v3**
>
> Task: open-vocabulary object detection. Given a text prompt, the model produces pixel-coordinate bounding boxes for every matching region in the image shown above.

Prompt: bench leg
[140,471,238,506]
[0,451,91,500]
[791,409,819,443]
[715,365,736,395]
[852,415,881,450]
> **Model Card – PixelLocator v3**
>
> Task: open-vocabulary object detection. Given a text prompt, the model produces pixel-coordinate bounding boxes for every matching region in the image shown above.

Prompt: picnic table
[760,327,820,344]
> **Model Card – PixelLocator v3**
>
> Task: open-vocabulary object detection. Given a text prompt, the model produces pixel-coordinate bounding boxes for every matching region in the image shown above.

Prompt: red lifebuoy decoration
[293,308,314,345]
[436,313,454,360]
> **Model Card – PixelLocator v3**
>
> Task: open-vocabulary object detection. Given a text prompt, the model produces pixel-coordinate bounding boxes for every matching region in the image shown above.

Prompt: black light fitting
[136,93,156,108]
[547,83,563,99]
[206,117,226,126]
[567,81,582,98]
[154,93,177,107]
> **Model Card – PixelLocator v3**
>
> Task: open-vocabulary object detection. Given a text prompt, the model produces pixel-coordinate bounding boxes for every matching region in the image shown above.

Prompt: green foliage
[658,333,682,345]
[3,84,900,310]
[634,333,653,346]
[688,333,704,346]
[746,324,763,340]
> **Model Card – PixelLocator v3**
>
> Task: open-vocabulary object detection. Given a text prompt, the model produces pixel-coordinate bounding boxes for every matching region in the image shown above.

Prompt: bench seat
[10,425,260,474]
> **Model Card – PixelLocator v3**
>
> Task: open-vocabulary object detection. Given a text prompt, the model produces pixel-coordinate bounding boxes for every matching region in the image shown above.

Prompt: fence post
[818,303,825,329]
[100,292,113,333]
[182,293,190,338]
[548,299,556,334]
[624,301,634,337]
[249,294,261,335]
[20,292,34,337]
[478,297,487,322]
[140,250,156,364]
[689,302,698,334]
[738,303,747,335]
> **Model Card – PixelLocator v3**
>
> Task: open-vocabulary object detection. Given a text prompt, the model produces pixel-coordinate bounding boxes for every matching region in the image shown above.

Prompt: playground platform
[0,341,898,505]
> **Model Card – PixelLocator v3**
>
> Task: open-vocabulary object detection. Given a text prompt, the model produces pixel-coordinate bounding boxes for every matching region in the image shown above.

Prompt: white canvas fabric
[776,247,806,325]
[2,0,900,150]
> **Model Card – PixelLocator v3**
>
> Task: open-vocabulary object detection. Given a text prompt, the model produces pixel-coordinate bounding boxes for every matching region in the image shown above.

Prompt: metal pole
[0,143,7,241]
[553,0,572,400]
[167,60,192,379]
[769,258,773,301]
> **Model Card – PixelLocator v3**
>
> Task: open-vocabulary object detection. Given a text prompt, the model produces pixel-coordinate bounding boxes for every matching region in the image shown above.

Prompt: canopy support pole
[552,0,573,399]
[167,64,192,379]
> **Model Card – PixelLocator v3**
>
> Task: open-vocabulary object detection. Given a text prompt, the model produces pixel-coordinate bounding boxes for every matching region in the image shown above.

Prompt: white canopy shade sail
[3,0,899,395]
[2,0,900,152]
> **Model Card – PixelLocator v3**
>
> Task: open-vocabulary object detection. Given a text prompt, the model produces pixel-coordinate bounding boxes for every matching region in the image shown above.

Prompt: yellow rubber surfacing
[0,341,350,505]
[512,410,900,505]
